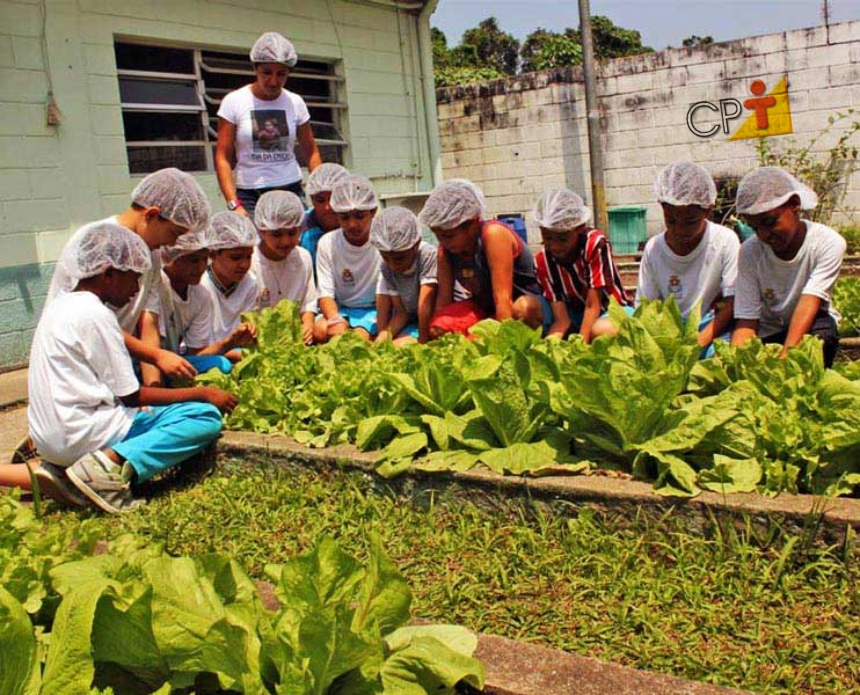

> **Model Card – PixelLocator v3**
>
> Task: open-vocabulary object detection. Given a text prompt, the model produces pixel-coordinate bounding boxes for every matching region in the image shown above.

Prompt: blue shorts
[547,299,634,337]
[186,354,233,374]
[342,306,378,336]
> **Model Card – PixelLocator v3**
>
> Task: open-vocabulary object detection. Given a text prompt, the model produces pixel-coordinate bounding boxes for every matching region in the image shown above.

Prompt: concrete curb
[220,431,860,549]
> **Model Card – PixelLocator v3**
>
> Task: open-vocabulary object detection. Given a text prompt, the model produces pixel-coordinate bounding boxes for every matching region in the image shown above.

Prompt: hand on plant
[230,323,257,348]
[200,386,239,414]
[155,350,197,380]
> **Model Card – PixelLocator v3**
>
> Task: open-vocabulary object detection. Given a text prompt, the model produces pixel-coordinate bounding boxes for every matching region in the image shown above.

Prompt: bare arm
[699,297,735,348]
[781,294,822,357]
[138,311,165,387]
[731,318,758,347]
[417,284,437,344]
[196,323,257,356]
[121,386,237,414]
[483,223,516,320]
[384,295,412,341]
[123,328,197,381]
[297,122,322,172]
[375,293,393,340]
[215,118,244,212]
[546,300,572,340]
[434,247,454,315]
[579,289,603,344]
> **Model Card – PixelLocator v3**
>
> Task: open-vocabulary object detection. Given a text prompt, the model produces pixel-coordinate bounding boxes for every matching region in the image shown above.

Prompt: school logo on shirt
[342,268,355,286]
[251,109,290,162]
[763,287,777,306]
[668,275,682,295]
[259,288,271,308]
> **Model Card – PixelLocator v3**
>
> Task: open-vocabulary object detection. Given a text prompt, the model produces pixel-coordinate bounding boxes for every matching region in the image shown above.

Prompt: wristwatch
[227,198,243,211]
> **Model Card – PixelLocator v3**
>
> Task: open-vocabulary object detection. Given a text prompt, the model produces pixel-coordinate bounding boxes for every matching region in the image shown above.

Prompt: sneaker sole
[33,464,88,508]
[66,461,123,514]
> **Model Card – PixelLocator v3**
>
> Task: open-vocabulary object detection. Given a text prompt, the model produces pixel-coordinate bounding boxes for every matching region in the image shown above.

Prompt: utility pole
[578,0,608,234]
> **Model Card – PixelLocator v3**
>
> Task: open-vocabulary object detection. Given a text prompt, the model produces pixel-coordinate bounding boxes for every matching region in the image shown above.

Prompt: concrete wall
[436,20,860,243]
[0,0,438,369]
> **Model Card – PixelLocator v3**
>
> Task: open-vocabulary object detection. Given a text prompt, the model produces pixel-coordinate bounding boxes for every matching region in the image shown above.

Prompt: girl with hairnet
[637,162,740,355]
[253,191,318,345]
[419,179,543,337]
[314,175,382,342]
[369,207,438,345]
[216,31,322,217]
[731,167,845,366]
[26,222,237,514]
[199,212,260,357]
[532,188,631,342]
[46,168,211,388]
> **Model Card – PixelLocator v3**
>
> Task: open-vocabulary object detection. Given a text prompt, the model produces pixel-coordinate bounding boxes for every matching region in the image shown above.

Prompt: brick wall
[436,20,860,243]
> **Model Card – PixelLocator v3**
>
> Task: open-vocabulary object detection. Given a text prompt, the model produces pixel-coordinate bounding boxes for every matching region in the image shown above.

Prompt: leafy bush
[0,494,484,694]
[833,276,860,336]
[838,225,860,255]
[206,300,860,498]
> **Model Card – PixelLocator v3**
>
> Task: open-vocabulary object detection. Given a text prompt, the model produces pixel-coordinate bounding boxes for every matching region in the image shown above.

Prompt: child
[732,167,845,367]
[253,190,318,345]
[637,162,740,352]
[369,206,438,344]
[533,188,631,342]
[314,174,382,342]
[200,211,260,357]
[47,168,211,387]
[418,179,542,337]
[27,222,237,513]
[159,230,246,373]
[301,162,350,268]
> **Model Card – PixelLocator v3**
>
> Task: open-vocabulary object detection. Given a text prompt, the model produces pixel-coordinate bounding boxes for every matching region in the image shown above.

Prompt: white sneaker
[66,451,143,514]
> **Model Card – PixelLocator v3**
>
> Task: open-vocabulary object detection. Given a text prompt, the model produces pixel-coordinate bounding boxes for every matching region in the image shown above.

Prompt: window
[114,40,347,174]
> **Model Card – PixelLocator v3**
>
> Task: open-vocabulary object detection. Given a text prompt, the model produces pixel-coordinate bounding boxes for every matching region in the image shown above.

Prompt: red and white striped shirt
[536,228,631,309]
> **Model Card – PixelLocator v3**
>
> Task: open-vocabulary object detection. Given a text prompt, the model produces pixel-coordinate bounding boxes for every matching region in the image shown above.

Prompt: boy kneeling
[29,223,237,513]
[732,167,845,367]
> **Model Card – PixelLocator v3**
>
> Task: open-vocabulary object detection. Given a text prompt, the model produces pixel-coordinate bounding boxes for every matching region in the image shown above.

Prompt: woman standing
[216,32,322,217]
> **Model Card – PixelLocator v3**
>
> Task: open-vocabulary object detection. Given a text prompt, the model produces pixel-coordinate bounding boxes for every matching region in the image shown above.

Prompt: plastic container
[607,206,647,254]
[496,215,528,244]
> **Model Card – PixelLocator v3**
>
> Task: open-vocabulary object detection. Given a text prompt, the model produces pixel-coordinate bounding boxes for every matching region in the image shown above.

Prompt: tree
[431,26,504,87]
[459,17,520,75]
[521,28,582,72]
[682,35,714,47]
[569,15,653,59]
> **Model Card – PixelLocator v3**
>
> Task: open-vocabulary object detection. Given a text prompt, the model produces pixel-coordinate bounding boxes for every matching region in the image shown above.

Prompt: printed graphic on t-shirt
[342,268,355,286]
[252,109,290,161]
[668,274,682,295]
[763,287,777,306]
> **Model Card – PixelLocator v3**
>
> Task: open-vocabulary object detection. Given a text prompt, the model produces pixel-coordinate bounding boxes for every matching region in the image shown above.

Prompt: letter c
[686,101,719,137]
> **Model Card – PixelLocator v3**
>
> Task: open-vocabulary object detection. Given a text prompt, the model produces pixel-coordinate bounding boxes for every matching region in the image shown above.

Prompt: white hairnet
[655,161,717,208]
[736,167,818,216]
[533,189,592,230]
[161,228,209,265]
[208,211,258,251]
[418,179,487,230]
[306,163,350,196]
[250,32,298,67]
[70,222,152,280]
[370,207,421,252]
[131,168,211,234]
[330,174,378,213]
[255,191,304,231]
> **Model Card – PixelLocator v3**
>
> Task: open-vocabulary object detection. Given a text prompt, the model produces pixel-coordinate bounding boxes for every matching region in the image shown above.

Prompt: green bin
[608,206,647,254]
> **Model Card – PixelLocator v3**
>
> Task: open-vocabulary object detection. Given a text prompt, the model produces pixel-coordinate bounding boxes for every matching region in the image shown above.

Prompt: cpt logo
[686,76,792,140]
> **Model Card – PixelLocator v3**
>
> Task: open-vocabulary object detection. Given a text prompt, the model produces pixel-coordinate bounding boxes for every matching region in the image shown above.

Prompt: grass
[42,456,859,695]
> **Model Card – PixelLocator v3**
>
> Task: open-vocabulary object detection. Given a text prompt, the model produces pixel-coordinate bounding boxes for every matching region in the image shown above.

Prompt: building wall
[436,20,860,242]
[0,0,437,369]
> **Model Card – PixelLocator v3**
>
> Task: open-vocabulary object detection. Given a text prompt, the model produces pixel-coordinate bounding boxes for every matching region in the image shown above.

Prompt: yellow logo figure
[729,76,792,141]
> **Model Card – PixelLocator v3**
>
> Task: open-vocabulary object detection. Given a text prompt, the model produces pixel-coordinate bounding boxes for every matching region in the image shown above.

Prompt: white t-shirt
[28,291,139,466]
[157,271,215,353]
[199,269,261,342]
[47,216,162,333]
[316,230,381,309]
[377,241,438,316]
[734,220,845,338]
[217,85,310,189]
[252,245,318,314]
[636,221,740,319]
